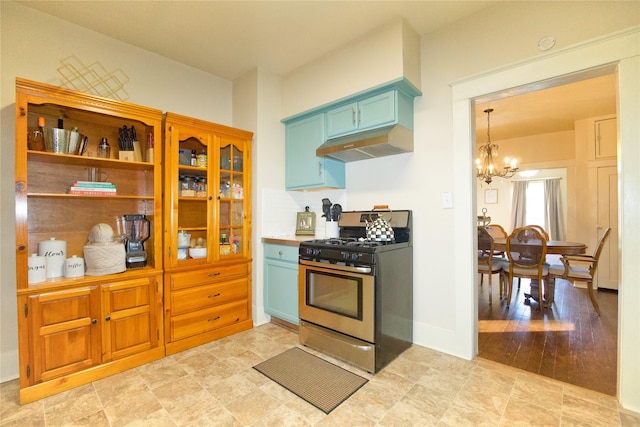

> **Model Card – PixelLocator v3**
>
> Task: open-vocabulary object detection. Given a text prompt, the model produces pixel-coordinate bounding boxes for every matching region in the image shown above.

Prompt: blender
[119,214,150,268]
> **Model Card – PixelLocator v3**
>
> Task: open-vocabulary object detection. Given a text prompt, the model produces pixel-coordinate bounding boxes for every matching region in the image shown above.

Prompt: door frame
[452,28,640,409]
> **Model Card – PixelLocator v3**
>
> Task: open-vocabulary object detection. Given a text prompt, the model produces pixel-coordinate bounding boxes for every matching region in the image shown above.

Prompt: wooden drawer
[170,263,248,290]
[170,300,248,341]
[263,244,299,263]
[171,278,248,316]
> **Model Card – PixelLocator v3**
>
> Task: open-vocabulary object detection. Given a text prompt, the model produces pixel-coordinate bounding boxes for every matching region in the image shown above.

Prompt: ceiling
[475,72,617,141]
[17,0,496,80]
[18,1,617,140]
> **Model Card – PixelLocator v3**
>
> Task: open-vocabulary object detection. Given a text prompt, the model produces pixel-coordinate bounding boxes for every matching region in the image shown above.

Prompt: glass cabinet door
[218,141,246,258]
[171,126,211,265]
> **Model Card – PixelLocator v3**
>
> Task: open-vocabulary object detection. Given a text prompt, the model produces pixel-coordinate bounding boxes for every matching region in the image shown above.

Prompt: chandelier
[475,108,518,185]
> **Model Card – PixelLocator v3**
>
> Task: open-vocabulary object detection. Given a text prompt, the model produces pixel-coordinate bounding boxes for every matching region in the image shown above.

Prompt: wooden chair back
[527,224,549,241]
[589,227,612,276]
[485,224,507,240]
[477,226,496,264]
[507,227,548,270]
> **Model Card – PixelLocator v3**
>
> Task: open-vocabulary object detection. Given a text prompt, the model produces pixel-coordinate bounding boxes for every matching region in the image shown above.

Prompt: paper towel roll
[28,254,47,284]
[38,237,66,278]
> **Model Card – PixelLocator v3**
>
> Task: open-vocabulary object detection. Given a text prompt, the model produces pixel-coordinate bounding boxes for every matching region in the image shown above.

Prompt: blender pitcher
[119,214,150,268]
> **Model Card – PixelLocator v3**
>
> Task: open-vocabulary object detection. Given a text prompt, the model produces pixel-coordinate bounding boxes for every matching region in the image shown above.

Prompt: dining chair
[549,228,611,315]
[517,224,550,289]
[480,224,508,289]
[477,226,507,304]
[505,226,549,310]
[527,224,549,241]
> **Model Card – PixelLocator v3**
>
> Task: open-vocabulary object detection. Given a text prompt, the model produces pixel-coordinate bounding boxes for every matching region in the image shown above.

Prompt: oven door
[298,259,374,342]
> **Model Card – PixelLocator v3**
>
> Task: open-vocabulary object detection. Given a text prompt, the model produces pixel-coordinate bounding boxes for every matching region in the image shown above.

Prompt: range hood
[316,124,413,162]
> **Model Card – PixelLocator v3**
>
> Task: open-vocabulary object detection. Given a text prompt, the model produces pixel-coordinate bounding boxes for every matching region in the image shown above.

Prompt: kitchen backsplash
[262,188,347,237]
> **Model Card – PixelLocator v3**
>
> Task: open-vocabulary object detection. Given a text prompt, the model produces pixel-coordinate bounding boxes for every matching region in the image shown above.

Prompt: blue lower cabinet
[263,244,299,324]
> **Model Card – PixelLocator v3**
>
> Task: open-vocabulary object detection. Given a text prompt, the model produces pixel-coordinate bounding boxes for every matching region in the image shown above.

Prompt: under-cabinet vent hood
[316,124,413,162]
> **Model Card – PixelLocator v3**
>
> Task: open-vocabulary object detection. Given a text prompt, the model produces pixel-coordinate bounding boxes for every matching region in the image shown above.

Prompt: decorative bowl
[189,247,207,259]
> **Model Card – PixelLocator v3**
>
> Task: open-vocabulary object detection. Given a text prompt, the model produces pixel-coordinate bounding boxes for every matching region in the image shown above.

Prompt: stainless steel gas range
[298,209,413,373]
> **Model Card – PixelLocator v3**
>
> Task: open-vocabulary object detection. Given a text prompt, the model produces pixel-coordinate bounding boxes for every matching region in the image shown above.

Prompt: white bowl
[189,247,207,259]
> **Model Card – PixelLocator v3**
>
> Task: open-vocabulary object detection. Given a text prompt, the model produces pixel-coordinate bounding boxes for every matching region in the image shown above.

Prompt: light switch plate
[441,192,453,209]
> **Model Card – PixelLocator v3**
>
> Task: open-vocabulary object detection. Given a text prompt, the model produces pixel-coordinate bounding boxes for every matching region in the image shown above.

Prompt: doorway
[472,71,619,394]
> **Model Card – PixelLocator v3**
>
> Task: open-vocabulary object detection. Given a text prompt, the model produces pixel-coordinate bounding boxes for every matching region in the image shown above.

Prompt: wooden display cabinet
[14,78,165,403]
[163,113,253,355]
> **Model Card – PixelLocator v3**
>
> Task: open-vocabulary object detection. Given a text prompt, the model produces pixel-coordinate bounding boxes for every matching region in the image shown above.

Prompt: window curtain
[545,178,565,240]
[511,181,527,231]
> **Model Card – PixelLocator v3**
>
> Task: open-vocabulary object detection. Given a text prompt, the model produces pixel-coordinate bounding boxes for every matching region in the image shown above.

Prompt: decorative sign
[296,207,316,235]
[485,189,498,204]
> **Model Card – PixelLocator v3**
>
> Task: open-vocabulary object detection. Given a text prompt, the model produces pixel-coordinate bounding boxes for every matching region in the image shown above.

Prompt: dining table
[492,238,587,307]
[492,238,586,255]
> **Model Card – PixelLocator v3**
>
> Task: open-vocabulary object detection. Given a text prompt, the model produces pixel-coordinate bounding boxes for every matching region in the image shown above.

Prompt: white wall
[282,18,421,118]
[0,2,234,382]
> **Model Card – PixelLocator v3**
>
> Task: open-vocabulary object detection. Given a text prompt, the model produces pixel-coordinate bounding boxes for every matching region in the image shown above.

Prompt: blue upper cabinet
[285,113,346,190]
[326,90,397,138]
[283,79,420,190]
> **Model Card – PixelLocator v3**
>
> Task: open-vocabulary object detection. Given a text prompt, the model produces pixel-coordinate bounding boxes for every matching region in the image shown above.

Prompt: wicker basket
[83,223,126,276]
[84,243,126,276]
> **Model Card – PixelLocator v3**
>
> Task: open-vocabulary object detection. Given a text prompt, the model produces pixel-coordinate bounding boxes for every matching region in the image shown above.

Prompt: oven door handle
[299,259,372,274]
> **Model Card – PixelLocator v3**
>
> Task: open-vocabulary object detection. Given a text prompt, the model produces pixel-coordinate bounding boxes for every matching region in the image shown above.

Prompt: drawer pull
[278,251,283,256]
[207,316,221,322]
[207,293,221,298]
[208,272,221,277]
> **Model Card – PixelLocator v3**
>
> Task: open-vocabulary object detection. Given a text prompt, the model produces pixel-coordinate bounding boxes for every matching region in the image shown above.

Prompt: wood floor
[478,274,618,396]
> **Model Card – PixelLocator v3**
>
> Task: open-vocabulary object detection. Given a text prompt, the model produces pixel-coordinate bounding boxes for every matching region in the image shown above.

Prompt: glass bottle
[98,138,110,158]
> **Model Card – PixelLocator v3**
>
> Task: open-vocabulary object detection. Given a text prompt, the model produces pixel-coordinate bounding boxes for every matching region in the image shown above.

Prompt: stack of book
[68,181,117,196]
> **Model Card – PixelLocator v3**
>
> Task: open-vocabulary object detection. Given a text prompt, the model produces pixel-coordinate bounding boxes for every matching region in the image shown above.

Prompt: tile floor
[2,322,640,426]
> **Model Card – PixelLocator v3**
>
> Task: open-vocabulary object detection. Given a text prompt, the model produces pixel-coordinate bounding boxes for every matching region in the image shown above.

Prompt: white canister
[28,254,47,284]
[325,221,339,238]
[65,255,85,278]
[38,237,67,278]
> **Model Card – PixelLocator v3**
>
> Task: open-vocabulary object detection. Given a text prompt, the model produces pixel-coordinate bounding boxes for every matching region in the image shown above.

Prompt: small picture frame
[296,210,316,235]
[484,189,498,204]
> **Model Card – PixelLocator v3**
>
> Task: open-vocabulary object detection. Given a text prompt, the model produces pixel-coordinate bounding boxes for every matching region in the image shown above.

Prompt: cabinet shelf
[27,193,153,200]
[28,151,154,171]
[16,266,161,296]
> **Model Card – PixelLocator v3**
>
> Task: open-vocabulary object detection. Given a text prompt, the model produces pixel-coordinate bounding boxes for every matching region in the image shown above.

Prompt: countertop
[261,235,316,246]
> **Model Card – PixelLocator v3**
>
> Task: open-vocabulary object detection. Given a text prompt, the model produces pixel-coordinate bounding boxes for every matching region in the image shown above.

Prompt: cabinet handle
[91,319,97,324]
[278,251,283,256]
[18,244,26,251]
[318,160,322,177]
[105,316,111,321]
[357,108,361,125]
[352,108,356,125]
[208,272,221,277]
[207,293,221,298]
[207,316,221,322]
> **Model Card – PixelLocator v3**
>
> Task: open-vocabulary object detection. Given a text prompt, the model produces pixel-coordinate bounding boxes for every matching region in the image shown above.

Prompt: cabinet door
[218,135,250,260]
[358,91,396,131]
[101,277,159,362]
[264,258,299,324]
[594,118,617,159]
[326,102,358,138]
[165,121,212,267]
[28,287,101,383]
[285,114,345,190]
